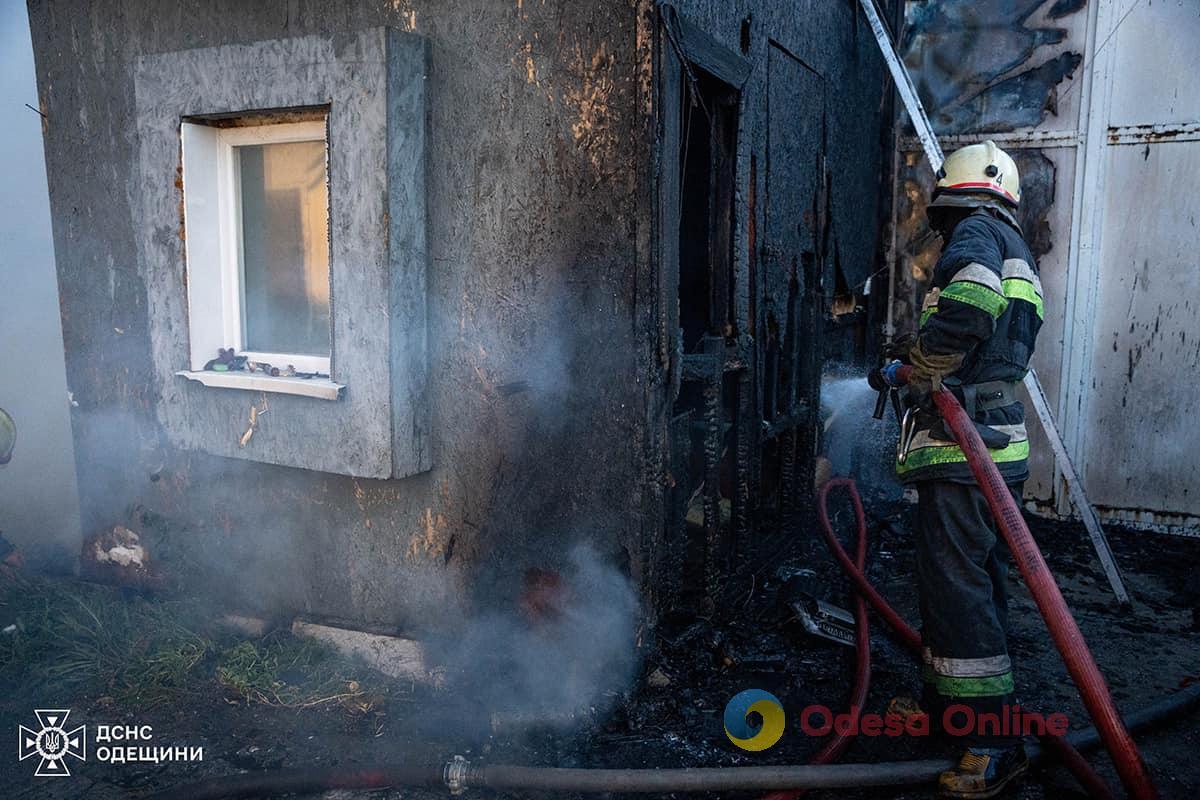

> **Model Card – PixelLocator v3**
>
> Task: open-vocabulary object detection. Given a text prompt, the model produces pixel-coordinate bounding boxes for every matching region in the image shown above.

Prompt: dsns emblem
[18,709,86,777]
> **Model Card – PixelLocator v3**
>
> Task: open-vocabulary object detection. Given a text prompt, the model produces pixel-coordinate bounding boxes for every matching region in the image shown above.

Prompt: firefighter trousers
[916,480,1022,748]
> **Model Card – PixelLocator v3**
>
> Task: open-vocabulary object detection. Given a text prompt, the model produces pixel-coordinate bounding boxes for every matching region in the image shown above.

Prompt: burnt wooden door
[763,44,826,523]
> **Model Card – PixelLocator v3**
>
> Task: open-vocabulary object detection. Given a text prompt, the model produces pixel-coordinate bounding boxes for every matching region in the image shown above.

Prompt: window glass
[237,140,330,356]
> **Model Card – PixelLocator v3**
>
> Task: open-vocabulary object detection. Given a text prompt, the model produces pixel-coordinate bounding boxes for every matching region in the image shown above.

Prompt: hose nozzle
[869,361,908,422]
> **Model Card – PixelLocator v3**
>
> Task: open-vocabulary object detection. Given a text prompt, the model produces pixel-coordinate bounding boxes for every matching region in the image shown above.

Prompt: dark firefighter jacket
[897,207,1044,484]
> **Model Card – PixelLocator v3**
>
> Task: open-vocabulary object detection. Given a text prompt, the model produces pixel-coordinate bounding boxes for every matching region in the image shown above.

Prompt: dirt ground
[1,502,1198,800]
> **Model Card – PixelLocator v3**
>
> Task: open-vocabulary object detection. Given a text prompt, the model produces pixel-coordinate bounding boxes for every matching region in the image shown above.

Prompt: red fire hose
[761,479,872,800]
[930,378,1155,798]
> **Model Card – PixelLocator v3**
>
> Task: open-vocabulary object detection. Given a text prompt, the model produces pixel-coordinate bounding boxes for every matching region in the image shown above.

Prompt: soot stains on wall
[902,0,1084,134]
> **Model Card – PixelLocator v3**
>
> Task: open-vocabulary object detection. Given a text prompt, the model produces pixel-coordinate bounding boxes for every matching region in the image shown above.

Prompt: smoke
[424,542,640,741]
[390,287,644,740]
[50,262,645,733]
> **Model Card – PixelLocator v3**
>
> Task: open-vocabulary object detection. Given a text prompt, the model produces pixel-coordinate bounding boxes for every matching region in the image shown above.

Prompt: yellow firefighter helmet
[931,140,1020,209]
[0,407,14,465]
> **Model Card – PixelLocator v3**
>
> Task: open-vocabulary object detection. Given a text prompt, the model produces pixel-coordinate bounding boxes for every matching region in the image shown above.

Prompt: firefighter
[871,141,1043,798]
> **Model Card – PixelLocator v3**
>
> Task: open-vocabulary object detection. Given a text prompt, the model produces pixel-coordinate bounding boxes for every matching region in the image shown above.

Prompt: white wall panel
[1082,139,1200,519]
[1108,0,1200,128]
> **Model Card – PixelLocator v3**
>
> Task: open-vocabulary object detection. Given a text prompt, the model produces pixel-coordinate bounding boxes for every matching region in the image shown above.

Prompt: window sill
[175,370,344,400]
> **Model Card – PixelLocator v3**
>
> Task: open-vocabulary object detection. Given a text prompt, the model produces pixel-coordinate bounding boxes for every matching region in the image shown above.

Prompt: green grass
[0,574,384,712]
[216,635,375,710]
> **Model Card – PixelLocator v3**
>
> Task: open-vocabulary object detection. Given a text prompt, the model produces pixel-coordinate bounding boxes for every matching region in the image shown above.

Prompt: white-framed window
[180,116,332,376]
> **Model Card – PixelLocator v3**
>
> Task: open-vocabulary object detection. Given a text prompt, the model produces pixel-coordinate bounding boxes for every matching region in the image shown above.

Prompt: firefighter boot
[938,744,1028,799]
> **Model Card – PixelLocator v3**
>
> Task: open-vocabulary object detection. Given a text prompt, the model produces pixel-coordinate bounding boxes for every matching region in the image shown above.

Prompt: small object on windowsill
[176,369,343,400]
[190,348,335,396]
[203,347,251,373]
[203,346,238,372]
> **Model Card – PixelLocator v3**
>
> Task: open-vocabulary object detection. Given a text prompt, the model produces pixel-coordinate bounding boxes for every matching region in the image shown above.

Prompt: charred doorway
[657,9,752,614]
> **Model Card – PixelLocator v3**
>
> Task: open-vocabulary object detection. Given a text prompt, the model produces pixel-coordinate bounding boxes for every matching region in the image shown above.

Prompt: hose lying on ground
[148,684,1200,799]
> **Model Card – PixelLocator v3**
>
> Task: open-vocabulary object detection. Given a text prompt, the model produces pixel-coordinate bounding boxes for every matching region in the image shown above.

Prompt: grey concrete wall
[28,0,646,631]
[27,0,891,630]
[0,3,81,568]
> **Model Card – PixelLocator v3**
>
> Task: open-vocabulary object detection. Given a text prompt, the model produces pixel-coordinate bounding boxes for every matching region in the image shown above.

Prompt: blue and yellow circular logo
[723,689,786,751]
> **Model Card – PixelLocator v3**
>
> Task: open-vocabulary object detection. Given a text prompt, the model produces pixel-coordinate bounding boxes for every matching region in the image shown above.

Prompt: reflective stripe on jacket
[898,209,1043,484]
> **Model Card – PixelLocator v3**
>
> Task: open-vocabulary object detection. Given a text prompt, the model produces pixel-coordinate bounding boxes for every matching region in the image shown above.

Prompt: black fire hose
[145,759,953,799]
[1033,681,1200,759]
[149,684,1200,799]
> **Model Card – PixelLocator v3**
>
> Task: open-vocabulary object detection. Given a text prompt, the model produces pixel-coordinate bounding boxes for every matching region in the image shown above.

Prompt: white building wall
[1071,0,1200,530]
[0,5,82,561]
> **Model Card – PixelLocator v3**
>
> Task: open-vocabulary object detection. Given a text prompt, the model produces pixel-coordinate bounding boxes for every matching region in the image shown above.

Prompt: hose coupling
[444,755,471,795]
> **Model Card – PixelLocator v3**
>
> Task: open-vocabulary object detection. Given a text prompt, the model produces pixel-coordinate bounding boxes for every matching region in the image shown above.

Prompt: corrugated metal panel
[1066,0,1200,529]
